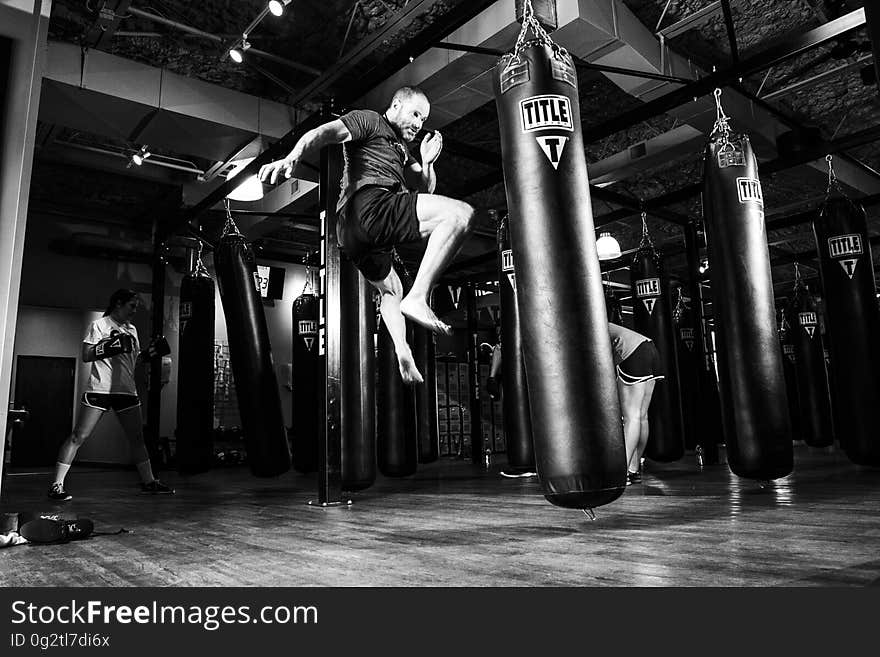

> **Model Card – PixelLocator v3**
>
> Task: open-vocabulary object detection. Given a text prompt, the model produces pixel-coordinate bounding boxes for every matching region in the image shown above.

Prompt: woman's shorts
[337,186,422,282]
[82,393,141,412]
[617,340,665,386]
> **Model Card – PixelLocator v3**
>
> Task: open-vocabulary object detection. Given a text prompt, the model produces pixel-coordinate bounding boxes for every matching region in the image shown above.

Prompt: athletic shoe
[627,471,642,485]
[47,483,72,501]
[18,517,93,544]
[141,480,175,495]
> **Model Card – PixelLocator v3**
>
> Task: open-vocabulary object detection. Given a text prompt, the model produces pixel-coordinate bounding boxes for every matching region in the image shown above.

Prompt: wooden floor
[1,443,879,587]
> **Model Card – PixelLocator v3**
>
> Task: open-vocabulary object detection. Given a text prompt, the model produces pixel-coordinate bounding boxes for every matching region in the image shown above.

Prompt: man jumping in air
[259,86,474,384]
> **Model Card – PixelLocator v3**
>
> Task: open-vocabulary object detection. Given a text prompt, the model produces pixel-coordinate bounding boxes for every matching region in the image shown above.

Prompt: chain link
[825,154,845,198]
[193,240,210,277]
[639,210,655,249]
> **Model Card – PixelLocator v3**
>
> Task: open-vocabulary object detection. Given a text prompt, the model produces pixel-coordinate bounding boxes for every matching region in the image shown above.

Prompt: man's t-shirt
[337,109,413,211]
[83,316,140,395]
[608,322,650,366]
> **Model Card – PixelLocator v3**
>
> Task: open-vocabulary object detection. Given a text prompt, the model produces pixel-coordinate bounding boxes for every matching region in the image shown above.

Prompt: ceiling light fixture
[268,0,291,17]
[229,47,243,63]
[130,145,151,167]
[596,232,622,261]
[226,157,264,202]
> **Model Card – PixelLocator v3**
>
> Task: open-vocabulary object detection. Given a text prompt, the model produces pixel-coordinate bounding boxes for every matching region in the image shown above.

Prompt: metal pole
[147,219,166,470]
[465,282,482,465]
[866,0,880,95]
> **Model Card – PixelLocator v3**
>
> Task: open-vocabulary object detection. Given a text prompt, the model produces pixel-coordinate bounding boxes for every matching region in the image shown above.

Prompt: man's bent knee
[456,201,475,233]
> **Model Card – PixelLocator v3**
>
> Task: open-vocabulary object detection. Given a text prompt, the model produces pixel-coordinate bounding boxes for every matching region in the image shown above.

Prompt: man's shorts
[82,393,141,412]
[337,186,422,282]
[617,340,665,386]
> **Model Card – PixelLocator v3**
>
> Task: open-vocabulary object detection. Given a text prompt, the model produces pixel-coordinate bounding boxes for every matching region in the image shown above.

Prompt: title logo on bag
[299,320,317,351]
[501,249,517,292]
[680,327,694,351]
[798,311,817,339]
[636,278,660,315]
[783,344,796,362]
[520,94,572,170]
[828,233,863,279]
[736,177,763,204]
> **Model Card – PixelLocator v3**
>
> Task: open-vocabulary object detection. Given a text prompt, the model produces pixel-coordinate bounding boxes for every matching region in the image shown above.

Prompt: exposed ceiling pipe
[57,141,205,175]
[126,6,320,77]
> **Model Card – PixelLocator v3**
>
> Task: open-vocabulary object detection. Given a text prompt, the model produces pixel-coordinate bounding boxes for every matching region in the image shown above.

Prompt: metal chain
[302,253,314,295]
[712,88,733,150]
[222,199,241,237]
[194,240,210,276]
[639,210,655,249]
[513,0,566,60]
[391,247,414,286]
[825,154,846,198]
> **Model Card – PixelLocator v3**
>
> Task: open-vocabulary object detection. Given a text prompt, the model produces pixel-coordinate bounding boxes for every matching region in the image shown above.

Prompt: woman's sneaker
[141,480,175,495]
[47,483,72,501]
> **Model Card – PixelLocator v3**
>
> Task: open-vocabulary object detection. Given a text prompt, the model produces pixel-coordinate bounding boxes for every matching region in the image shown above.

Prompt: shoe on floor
[141,480,175,495]
[20,517,94,544]
[627,471,641,485]
[500,470,537,478]
[48,483,72,501]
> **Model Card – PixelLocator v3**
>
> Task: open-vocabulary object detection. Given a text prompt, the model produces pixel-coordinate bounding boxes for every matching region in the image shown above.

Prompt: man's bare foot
[400,296,452,335]
[398,353,424,385]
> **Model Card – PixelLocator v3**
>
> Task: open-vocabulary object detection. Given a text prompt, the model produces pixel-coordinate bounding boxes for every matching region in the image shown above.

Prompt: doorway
[11,355,76,467]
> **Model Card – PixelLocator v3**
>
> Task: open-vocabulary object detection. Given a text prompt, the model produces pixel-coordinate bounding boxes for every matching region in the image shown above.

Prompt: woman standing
[48,289,174,501]
[609,322,664,485]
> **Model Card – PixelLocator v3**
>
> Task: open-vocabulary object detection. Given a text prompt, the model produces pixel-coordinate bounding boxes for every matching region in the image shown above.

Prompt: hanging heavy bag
[813,181,880,466]
[605,286,623,325]
[630,223,685,462]
[214,214,291,477]
[786,283,833,448]
[340,255,377,491]
[498,214,535,474]
[412,324,439,464]
[291,272,320,473]
[493,13,625,509]
[175,248,215,474]
[673,292,699,452]
[376,319,418,477]
[702,90,792,480]
[777,312,803,442]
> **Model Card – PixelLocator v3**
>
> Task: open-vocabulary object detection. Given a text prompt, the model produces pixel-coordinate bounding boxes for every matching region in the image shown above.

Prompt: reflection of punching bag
[215,228,291,477]
[498,215,535,474]
[291,276,319,473]
[630,233,684,462]
[786,286,833,448]
[777,313,803,442]
[673,293,699,452]
[176,259,215,474]
[814,195,880,465]
[412,325,439,464]
[702,103,792,480]
[494,39,625,508]
[340,257,377,490]
[376,320,418,477]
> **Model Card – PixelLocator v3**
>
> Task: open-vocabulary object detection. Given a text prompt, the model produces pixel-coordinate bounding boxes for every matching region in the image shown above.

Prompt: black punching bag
[498,214,535,474]
[376,319,418,477]
[215,229,291,477]
[786,286,833,448]
[630,237,685,462]
[605,286,623,324]
[340,257,377,490]
[778,313,803,442]
[412,325,439,464]
[176,260,215,474]
[673,294,699,452]
[494,41,625,508]
[814,196,880,465]
[703,114,793,480]
[291,276,319,473]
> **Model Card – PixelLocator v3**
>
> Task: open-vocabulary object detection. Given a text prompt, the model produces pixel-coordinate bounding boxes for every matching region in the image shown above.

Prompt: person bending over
[48,289,174,501]
[259,86,474,384]
[609,322,664,485]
